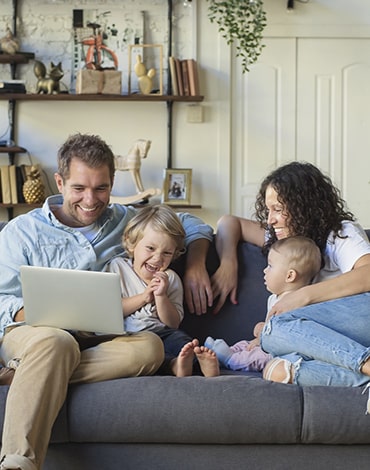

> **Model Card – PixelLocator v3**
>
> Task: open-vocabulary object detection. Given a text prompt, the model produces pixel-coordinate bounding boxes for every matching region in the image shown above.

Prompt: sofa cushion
[179,239,269,345]
[67,376,302,444]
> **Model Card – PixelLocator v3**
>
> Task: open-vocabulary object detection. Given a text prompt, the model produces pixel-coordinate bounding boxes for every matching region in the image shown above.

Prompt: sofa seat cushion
[67,376,302,444]
[301,385,370,444]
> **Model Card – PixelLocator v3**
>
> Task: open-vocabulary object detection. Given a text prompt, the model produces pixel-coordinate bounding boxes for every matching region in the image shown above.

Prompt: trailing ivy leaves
[207,0,267,73]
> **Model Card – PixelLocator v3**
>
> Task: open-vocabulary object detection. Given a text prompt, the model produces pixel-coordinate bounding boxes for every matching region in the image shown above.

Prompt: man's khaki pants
[0,325,163,470]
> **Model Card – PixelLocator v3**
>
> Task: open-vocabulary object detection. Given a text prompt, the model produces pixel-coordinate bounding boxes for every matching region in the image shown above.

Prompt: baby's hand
[253,321,265,339]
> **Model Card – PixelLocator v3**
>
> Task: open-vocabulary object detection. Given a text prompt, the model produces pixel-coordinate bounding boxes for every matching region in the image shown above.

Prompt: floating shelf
[0,93,204,102]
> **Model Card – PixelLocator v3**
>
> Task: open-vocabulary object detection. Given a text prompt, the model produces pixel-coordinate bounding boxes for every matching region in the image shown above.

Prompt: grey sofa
[1,230,370,470]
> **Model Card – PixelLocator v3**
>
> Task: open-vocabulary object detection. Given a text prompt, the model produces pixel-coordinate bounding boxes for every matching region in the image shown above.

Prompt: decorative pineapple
[23,166,45,204]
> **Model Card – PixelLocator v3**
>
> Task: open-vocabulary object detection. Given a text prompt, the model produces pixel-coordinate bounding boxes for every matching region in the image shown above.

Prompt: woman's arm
[211,215,265,314]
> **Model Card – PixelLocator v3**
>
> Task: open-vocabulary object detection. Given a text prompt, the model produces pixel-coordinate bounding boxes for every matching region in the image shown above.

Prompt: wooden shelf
[0,203,41,209]
[0,93,204,102]
[0,146,27,154]
[0,52,34,64]
[165,204,202,209]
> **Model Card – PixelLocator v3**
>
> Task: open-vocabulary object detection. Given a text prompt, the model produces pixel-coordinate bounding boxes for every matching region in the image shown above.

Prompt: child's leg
[194,346,220,377]
[171,339,198,377]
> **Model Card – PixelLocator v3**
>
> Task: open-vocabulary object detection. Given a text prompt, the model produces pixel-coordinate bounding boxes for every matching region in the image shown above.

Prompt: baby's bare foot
[194,346,220,377]
[172,340,198,377]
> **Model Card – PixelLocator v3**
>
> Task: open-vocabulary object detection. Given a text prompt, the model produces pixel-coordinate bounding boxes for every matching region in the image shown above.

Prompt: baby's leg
[205,337,233,367]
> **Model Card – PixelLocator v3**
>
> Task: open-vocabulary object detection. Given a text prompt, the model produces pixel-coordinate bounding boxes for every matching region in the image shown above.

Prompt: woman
[212,161,370,387]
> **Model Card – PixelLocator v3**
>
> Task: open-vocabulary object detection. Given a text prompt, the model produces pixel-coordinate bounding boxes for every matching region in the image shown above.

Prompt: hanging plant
[207,0,267,73]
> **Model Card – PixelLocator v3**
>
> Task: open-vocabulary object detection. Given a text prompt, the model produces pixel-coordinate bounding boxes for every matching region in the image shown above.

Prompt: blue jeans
[260,293,370,387]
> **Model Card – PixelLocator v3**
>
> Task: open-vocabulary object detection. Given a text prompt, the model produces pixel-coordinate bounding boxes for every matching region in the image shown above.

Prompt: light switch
[186,104,203,123]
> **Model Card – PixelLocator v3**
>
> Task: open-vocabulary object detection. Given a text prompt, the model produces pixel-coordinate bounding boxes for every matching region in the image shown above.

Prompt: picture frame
[162,169,192,205]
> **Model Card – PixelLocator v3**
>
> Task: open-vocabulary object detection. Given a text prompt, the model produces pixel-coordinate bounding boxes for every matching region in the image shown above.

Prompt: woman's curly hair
[255,161,354,255]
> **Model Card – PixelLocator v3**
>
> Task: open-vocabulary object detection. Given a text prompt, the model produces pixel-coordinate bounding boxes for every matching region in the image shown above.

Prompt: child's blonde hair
[123,204,186,260]
[271,236,322,284]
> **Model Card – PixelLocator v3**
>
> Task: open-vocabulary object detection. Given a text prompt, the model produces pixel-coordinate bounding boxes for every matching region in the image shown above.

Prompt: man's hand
[183,264,213,315]
[210,261,238,315]
[14,308,24,322]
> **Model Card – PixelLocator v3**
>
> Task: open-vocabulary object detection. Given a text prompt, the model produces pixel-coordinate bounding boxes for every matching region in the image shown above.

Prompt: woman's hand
[267,289,310,318]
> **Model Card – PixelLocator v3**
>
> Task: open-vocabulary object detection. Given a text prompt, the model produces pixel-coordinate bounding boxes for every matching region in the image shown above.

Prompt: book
[0,80,26,94]
[15,165,25,203]
[0,165,11,204]
[187,59,200,96]
[8,164,17,203]
[168,56,179,96]
[181,60,190,96]
[174,58,184,96]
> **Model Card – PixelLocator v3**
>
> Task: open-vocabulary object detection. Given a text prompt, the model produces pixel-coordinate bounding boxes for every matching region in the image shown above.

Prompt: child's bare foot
[172,339,199,377]
[194,346,220,377]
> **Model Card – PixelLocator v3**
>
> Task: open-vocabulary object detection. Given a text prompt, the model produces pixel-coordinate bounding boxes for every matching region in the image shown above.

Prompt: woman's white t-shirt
[314,221,370,283]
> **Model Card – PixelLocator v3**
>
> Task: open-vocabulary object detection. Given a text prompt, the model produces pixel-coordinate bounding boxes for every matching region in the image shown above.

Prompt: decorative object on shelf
[134,55,156,95]
[162,168,192,205]
[76,69,121,95]
[0,27,20,55]
[111,139,161,206]
[81,21,119,70]
[128,44,163,95]
[206,0,267,73]
[34,60,64,94]
[22,165,45,204]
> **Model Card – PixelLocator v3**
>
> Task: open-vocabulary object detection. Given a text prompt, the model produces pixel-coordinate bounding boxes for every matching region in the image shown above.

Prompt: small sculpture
[111,139,161,205]
[0,27,20,55]
[134,55,156,95]
[34,60,64,94]
[23,166,45,204]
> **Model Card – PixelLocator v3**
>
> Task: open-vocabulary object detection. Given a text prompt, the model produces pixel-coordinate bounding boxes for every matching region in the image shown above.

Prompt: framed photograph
[162,169,192,205]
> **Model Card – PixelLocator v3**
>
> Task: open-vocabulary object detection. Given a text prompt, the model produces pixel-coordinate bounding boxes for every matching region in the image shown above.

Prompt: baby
[205,236,322,372]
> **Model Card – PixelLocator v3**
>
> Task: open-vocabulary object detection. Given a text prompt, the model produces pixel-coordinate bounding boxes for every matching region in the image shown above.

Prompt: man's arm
[176,212,214,315]
[211,215,265,314]
[183,238,212,315]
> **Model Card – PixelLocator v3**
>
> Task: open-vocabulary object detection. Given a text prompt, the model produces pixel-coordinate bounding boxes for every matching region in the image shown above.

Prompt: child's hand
[151,271,169,297]
[142,284,155,304]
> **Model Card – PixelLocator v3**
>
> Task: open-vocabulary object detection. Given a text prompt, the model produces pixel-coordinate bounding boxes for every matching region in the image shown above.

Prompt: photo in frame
[162,169,192,205]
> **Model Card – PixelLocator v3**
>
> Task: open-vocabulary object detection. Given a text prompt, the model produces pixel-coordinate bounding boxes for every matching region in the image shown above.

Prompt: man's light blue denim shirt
[0,194,213,337]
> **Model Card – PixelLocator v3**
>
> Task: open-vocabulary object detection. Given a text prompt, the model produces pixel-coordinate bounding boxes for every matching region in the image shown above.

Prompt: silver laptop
[20,265,125,335]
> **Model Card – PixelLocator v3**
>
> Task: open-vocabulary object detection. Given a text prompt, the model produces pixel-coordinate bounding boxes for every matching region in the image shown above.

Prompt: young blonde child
[105,204,219,377]
[205,236,322,373]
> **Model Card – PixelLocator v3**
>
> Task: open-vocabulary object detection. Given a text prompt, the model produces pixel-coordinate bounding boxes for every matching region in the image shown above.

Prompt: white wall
[0,0,229,227]
[1,0,370,228]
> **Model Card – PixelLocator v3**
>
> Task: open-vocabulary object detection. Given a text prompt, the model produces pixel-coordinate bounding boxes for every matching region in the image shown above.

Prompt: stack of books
[168,57,200,97]
[0,79,26,94]
[0,164,35,204]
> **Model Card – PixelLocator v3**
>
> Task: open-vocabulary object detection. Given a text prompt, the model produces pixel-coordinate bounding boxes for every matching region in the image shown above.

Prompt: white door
[232,37,370,228]
[231,37,296,218]
[297,38,370,227]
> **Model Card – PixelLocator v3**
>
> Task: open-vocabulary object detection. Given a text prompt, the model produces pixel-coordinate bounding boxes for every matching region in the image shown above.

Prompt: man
[0,133,214,470]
